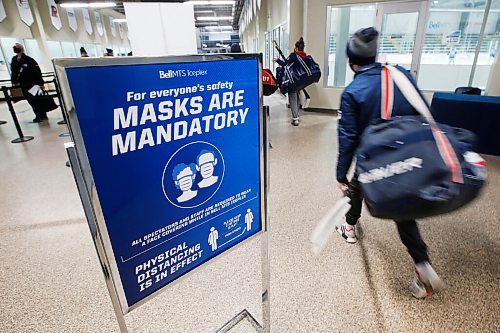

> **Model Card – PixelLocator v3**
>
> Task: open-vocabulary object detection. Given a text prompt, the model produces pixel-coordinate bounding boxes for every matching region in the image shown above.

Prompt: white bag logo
[359,157,423,184]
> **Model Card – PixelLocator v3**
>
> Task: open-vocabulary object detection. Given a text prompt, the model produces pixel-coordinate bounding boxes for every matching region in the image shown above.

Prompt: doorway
[375,1,429,77]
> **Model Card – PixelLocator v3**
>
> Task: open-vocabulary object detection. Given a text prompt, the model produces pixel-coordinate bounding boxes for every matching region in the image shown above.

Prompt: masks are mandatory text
[111,81,251,156]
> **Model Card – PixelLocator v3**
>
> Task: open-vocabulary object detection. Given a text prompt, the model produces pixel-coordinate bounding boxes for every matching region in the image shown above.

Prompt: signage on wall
[95,11,104,36]
[66,8,77,32]
[16,0,34,26]
[442,30,461,45]
[58,55,263,311]
[109,16,117,37]
[82,8,93,35]
[0,0,6,23]
[47,0,62,30]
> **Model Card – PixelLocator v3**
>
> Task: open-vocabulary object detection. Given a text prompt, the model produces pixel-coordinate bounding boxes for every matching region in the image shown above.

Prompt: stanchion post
[54,79,67,125]
[66,143,129,333]
[1,86,34,143]
[262,105,271,333]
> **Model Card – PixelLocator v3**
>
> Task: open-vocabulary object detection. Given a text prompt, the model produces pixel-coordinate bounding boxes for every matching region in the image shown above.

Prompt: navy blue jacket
[336,63,421,182]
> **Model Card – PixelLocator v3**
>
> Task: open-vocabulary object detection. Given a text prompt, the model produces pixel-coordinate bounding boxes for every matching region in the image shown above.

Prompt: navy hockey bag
[279,55,321,94]
[356,66,486,220]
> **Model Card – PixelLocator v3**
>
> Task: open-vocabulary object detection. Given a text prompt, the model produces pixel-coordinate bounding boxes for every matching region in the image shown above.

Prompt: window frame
[324,0,495,92]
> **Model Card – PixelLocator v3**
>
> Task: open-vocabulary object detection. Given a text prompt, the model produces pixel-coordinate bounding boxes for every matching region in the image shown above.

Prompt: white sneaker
[409,262,444,299]
[336,222,357,244]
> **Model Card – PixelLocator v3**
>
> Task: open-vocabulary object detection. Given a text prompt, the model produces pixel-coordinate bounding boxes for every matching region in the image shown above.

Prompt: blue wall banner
[58,55,264,311]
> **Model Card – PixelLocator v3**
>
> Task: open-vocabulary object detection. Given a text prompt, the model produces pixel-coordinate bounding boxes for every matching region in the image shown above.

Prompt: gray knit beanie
[346,27,379,66]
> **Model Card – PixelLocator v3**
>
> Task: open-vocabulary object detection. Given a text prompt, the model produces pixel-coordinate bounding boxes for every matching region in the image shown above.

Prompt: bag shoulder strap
[381,66,394,120]
[384,65,436,125]
[383,65,463,184]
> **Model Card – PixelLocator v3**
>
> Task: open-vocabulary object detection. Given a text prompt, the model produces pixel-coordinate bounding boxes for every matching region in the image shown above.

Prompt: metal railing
[328,34,500,55]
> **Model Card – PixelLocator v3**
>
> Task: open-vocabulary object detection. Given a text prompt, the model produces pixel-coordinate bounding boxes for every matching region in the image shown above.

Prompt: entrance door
[375,1,429,78]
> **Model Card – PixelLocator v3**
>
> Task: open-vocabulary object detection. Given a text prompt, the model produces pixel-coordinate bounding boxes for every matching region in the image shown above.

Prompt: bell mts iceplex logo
[159,69,208,79]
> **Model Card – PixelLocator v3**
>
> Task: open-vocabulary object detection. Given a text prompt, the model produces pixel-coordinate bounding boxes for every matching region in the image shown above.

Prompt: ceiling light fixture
[113,18,127,23]
[197,16,233,21]
[187,1,235,5]
[60,2,116,8]
[205,25,233,30]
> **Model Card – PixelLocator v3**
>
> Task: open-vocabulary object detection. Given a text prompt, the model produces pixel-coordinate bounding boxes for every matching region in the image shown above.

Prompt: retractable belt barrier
[0,86,34,143]
[0,76,67,143]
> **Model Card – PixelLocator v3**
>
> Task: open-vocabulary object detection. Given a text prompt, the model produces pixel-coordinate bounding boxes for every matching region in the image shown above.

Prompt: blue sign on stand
[60,56,263,311]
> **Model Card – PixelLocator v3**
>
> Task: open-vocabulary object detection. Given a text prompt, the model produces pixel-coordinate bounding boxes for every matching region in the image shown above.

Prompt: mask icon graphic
[172,163,198,203]
[196,150,218,188]
[163,141,225,209]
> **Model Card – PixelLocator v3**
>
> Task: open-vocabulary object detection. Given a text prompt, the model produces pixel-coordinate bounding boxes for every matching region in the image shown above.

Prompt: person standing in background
[10,43,47,123]
[230,43,242,53]
[80,47,89,57]
[274,37,307,126]
[105,48,114,57]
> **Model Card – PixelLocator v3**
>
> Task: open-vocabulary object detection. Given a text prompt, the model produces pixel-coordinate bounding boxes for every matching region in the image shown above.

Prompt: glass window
[0,44,9,80]
[270,24,287,72]
[264,32,270,69]
[418,0,488,91]
[95,44,103,57]
[23,39,48,72]
[61,41,78,57]
[377,12,419,70]
[472,1,500,89]
[0,37,23,74]
[84,43,98,57]
[46,41,63,59]
[326,5,376,87]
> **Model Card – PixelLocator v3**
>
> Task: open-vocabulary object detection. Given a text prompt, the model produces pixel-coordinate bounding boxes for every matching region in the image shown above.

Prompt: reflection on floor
[0,96,498,332]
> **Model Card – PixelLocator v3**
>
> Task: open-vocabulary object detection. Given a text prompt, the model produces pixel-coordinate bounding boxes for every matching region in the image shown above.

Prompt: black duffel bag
[279,55,321,94]
[356,66,487,220]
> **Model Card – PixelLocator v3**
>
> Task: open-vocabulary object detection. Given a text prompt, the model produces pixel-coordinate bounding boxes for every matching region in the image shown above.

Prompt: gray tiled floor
[0,96,498,332]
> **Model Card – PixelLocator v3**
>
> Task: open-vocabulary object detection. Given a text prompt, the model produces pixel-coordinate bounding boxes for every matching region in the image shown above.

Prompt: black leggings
[346,178,430,264]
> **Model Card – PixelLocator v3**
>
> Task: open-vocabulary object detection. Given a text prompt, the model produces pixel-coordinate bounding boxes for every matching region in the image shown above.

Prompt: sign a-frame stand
[54,54,270,333]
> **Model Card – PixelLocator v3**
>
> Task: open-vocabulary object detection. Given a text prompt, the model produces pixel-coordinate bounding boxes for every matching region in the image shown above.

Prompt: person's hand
[337,181,349,195]
[272,56,279,63]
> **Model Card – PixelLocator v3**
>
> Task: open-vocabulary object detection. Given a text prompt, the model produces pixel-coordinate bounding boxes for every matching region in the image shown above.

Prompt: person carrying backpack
[335,27,444,298]
[273,37,307,126]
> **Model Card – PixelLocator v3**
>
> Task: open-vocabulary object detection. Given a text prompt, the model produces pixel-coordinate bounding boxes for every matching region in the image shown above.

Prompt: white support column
[124,2,197,56]
[30,0,52,72]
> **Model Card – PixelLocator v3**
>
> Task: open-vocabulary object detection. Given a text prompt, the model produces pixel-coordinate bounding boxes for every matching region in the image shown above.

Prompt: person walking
[274,37,307,126]
[80,47,89,57]
[10,43,48,123]
[335,27,444,299]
